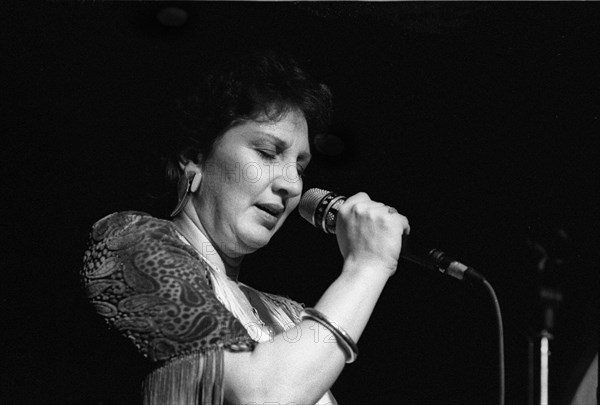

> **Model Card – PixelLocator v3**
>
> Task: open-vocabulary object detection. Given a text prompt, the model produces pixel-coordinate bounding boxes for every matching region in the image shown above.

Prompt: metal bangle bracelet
[301,308,359,363]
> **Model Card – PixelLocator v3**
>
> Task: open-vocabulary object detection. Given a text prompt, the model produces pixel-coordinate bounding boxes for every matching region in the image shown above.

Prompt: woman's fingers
[336,193,410,277]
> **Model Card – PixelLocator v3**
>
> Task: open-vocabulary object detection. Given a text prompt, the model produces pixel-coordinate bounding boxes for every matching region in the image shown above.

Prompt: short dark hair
[165,50,332,183]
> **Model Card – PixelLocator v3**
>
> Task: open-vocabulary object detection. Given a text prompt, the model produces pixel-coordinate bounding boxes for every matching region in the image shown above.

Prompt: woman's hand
[335,192,410,278]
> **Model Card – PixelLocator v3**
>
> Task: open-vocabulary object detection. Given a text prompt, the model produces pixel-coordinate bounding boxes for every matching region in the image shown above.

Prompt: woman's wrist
[341,254,397,281]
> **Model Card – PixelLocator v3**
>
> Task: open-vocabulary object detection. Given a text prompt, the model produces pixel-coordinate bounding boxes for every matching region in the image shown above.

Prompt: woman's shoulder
[85,211,199,270]
[89,211,179,243]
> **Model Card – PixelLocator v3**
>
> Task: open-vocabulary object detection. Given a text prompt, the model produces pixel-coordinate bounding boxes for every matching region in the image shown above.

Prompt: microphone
[299,188,485,283]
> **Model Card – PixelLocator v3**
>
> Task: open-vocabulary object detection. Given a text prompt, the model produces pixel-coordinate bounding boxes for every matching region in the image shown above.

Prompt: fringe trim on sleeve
[142,349,224,405]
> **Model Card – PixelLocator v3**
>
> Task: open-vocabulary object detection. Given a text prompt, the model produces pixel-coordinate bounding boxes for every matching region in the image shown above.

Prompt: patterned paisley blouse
[81,211,307,404]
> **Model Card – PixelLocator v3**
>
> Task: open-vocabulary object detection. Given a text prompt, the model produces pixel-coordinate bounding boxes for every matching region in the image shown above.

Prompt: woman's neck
[174,201,243,281]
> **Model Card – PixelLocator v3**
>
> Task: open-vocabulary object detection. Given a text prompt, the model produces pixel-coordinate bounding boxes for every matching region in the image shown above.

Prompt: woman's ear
[179,153,204,193]
[170,154,204,217]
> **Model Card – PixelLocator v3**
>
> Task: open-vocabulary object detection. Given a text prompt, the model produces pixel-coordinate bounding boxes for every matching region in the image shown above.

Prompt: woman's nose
[272,163,303,198]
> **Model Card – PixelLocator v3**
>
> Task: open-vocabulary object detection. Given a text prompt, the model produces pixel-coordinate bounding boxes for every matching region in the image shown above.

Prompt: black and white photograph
[4,2,598,404]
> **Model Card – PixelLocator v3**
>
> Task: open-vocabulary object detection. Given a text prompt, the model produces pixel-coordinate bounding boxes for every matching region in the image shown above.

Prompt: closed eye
[257,149,277,161]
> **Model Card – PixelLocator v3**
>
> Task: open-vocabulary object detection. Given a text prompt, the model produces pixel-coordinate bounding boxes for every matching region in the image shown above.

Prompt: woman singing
[81,50,410,404]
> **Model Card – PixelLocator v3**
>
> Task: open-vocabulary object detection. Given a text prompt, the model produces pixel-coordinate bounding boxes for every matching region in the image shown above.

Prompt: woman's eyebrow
[253,132,286,148]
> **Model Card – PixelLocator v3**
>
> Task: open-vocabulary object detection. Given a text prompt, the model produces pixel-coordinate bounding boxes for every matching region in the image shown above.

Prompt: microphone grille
[299,188,331,226]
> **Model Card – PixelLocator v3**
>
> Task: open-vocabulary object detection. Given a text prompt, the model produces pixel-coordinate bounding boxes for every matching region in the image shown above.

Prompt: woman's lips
[255,203,284,228]
[255,203,284,217]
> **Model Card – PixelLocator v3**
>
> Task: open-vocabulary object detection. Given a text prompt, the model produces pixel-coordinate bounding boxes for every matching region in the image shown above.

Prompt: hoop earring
[170,172,201,217]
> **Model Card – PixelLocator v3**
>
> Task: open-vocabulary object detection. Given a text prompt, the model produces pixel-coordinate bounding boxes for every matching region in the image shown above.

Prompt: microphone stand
[528,286,562,405]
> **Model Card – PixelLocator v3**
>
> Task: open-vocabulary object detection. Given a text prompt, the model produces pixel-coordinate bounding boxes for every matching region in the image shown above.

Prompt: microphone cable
[482,278,505,405]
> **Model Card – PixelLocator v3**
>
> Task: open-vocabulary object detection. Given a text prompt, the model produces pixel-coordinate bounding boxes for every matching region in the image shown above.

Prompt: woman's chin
[234,231,273,254]
[245,236,272,252]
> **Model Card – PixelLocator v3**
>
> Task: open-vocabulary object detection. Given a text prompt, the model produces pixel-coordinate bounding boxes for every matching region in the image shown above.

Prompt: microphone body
[299,188,485,282]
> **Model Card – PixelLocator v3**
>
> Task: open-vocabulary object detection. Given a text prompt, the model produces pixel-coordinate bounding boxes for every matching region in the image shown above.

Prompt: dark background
[3,2,598,404]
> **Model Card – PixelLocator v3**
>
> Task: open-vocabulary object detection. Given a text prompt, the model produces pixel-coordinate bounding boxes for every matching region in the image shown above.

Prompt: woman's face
[193,109,311,256]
